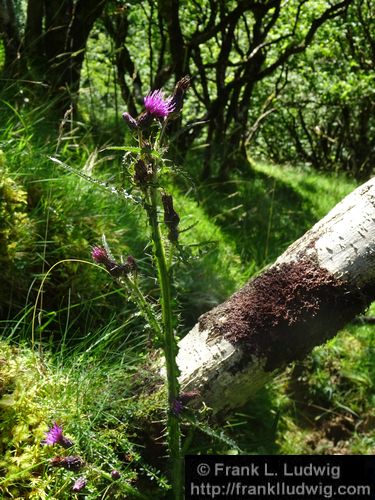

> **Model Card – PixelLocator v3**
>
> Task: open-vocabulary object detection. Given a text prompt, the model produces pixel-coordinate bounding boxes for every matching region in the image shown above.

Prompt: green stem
[124,276,163,341]
[146,182,182,499]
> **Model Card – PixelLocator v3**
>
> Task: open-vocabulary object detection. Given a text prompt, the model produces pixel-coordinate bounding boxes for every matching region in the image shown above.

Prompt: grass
[187,161,356,269]
[0,337,167,499]
[1,104,374,498]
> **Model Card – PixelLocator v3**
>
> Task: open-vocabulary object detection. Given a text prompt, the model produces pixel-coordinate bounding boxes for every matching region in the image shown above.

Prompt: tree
[104,0,354,179]
[0,0,107,112]
[257,0,374,180]
[173,177,375,413]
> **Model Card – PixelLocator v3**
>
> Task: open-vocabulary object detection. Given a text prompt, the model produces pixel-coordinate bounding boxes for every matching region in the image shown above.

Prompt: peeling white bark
[177,324,268,411]
[176,177,375,413]
[277,180,375,286]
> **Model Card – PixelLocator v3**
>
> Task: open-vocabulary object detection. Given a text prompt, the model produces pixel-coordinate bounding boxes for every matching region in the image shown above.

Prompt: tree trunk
[175,177,375,414]
[0,0,24,78]
[0,0,107,114]
[43,0,107,112]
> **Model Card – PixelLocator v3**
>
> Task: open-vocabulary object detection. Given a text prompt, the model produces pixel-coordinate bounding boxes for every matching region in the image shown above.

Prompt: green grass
[0,336,168,499]
[187,161,356,269]
[275,311,375,455]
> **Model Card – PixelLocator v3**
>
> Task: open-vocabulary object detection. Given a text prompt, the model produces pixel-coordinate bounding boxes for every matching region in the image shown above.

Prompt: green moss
[0,158,35,264]
[0,340,168,499]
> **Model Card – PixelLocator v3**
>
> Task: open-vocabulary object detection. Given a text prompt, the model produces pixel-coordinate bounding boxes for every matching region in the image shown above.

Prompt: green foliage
[1,137,374,499]
[0,153,36,317]
[0,154,33,262]
[0,338,167,499]
[254,0,374,179]
[275,316,375,455]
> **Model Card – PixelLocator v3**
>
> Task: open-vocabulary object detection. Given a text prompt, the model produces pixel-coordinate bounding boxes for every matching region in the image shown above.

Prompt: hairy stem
[124,275,163,341]
[146,178,182,499]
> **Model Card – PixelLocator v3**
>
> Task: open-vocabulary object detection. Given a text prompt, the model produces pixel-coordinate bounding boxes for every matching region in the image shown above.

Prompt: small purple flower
[111,469,121,480]
[91,245,137,278]
[72,477,88,492]
[43,422,73,448]
[44,422,63,445]
[144,90,175,118]
[91,246,109,265]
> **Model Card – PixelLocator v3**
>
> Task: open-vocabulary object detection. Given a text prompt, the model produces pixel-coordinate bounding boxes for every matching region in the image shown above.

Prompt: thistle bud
[136,111,154,130]
[111,470,121,480]
[122,112,139,131]
[91,246,110,265]
[92,246,136,278]
[72,477,87,492]
[170,75,191,115]
[161,193,180,243]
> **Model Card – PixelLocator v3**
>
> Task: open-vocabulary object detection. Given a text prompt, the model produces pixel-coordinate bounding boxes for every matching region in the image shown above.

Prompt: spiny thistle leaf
[49,156,141,205]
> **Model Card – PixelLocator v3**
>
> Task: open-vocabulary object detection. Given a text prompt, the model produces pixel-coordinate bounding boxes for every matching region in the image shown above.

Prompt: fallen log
[176,177,375,413]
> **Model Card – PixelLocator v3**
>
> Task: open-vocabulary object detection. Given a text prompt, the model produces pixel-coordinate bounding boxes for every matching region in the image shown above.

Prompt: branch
[175,178,375,413]
[157,0,186,77]
[258,0,353,80]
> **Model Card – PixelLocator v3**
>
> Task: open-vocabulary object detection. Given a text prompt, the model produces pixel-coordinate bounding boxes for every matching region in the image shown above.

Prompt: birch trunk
[176,177,375,413]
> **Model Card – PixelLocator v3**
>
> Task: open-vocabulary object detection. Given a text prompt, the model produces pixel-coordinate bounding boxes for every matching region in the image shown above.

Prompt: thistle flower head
[43,422,74,448]
[44,422,63,445]
[144,90,175,118]
[91,246,109,264]
[72,477,87,492]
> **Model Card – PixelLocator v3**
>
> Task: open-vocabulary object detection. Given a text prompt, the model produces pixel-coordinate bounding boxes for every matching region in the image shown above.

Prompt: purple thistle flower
[144,90,175,118]
[91,245,137,278]
[43,422,73,448]
[72,477,88,493]
[44,422,63,445]
[91,246,109,265]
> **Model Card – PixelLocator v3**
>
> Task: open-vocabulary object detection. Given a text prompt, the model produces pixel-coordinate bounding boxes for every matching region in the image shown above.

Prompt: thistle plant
[92,76,191,499]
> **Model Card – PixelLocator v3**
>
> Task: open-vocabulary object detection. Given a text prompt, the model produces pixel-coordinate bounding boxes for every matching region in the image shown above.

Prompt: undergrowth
[0,335,167,499]
[1,97,374,498]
